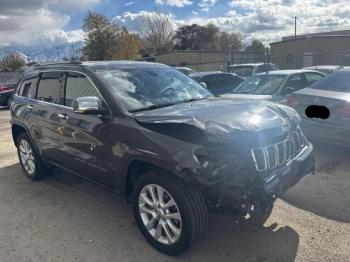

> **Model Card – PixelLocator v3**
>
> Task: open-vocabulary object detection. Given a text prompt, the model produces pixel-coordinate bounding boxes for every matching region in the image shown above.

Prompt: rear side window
[304,73,324,85]
[310,71,350,92]
[37,72,63,104]
[18,77,38,99]
[65,72,101,107]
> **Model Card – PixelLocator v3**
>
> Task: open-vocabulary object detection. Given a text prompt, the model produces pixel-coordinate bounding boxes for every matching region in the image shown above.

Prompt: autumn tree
[0,53,27,72]
[115,27,142,60]
[245,39,266,52]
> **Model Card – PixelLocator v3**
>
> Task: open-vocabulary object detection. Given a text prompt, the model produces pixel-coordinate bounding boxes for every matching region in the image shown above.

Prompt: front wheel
[132,170,208,255]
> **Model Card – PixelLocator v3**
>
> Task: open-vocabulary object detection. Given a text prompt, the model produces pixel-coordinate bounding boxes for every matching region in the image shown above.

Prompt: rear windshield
[309,71,350,92]
[229,66,254,77]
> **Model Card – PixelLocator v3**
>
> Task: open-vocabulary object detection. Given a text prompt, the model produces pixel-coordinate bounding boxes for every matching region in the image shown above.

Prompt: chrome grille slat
[251,127,307,172]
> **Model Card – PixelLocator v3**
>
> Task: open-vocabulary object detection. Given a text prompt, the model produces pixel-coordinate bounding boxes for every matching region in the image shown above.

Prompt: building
[155,50,265,71]
[270,29,350,69]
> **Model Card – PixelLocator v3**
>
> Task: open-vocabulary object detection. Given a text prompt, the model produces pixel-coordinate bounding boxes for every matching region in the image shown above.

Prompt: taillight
[0,84,5,92]
[287,95,299,107]
[336,104,350,117]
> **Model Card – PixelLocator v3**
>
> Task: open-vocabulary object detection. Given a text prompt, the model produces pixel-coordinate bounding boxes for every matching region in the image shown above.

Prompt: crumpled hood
[134,97,300,142]
[222,94,273,100]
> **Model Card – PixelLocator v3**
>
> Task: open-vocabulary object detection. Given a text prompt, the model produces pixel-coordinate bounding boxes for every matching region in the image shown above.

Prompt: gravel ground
[0,109,349,262]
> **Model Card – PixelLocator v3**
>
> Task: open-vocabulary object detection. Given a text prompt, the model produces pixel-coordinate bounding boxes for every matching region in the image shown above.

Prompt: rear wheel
[17,133,50,180]
[132,170,208,255]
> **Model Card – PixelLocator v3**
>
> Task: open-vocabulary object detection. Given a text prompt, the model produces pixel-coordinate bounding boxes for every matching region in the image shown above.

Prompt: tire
[16,132,50,180]
[132,170,208,255]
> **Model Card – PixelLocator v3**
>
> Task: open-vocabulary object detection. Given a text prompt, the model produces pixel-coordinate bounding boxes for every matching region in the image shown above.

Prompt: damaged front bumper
[205,141,315,213]
[261,141,314,197]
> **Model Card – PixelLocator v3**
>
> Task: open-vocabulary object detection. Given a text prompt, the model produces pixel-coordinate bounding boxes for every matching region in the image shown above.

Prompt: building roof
[270,33,350,45]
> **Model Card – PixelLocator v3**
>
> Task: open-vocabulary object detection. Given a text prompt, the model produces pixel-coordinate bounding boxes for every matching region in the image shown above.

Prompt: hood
[134,97,300,142]
[222,94,273,100]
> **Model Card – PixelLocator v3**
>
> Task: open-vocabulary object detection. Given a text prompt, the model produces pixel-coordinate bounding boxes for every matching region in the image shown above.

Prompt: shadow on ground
[282,140,350,223]
[0,163,299,262]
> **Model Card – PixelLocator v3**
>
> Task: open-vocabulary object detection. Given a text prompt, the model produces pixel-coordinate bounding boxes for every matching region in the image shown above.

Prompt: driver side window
[64,72,102,108]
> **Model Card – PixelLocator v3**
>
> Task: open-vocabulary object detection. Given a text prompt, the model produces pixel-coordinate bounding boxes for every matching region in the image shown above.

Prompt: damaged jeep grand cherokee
[11,61,315,255]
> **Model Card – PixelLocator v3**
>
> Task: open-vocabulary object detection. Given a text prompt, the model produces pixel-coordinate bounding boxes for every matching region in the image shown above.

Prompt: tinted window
[203,75,219,89]
[19,77,38,99]
[310,71,350,92]
[304,73,324,85]
[65,72,101,107]
[37,72,63,104]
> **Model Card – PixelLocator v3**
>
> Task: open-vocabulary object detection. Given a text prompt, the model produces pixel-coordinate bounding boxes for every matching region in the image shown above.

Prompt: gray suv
[10,61,315,255]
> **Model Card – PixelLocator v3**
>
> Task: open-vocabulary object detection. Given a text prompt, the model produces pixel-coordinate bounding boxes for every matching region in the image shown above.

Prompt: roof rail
[32,60,82,67]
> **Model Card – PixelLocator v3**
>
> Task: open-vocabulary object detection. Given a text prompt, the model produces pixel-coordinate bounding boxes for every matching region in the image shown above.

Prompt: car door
[54,71,115,187]
[34,71,66,161]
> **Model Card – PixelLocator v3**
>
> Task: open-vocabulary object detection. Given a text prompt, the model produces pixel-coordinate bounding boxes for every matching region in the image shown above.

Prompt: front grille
[251,126,307,172]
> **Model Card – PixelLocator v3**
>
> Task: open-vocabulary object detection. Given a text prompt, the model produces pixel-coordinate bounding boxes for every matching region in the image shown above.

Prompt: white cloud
[124,1,136,6]
[0,0,100,47]
[198,0,218,12]
[155,0,192,7]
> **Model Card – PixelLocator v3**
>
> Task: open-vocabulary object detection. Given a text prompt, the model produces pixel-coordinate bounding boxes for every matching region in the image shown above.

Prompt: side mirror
[73,96,105,115]
[285,86,296,94]
[199,82,207,88]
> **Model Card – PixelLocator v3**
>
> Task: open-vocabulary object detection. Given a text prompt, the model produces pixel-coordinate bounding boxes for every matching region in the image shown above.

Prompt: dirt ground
[0,109,349,262]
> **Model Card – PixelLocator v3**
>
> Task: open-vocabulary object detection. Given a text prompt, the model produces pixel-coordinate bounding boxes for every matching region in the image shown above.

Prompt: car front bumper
[262,141,315,197]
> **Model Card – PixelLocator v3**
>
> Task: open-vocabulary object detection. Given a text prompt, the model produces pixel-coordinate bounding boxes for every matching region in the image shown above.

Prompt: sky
[1,0,350,48]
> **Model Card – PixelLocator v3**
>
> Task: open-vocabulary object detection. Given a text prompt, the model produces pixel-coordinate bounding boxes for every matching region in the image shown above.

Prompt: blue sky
[1,0,350,47]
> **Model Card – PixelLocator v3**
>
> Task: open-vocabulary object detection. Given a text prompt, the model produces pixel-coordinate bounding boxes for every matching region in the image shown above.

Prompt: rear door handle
[57,113,69,120]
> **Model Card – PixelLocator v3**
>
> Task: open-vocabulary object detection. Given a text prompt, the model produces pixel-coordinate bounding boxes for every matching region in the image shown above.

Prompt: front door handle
[27,105,34,110]
[57,113,69,120]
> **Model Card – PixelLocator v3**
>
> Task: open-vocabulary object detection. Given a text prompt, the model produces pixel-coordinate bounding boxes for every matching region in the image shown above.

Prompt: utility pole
[71,44,75,60]
[293,16,297,38]
[56,47,60,61]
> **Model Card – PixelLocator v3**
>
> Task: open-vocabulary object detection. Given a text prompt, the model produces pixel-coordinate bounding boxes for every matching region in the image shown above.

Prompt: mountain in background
[0,42,84,62]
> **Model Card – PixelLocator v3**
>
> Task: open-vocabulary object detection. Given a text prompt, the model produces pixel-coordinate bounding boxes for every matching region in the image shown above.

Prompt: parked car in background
[175,66,196,76]
[223,70,325,103]
[11,61,315,255]
[190,71,244,95]
[303,65,343,75]
[228,63,279,78]
[0,82,16,108]
[287,69,350,145]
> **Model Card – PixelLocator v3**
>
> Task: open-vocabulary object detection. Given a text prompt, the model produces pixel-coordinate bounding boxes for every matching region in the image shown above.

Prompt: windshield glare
[96,68,213,112]
[230,66,254,77]
[234,75,286,95]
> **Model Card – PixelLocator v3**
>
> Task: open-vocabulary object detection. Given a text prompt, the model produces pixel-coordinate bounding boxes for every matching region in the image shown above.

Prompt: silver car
[287,70,350,145]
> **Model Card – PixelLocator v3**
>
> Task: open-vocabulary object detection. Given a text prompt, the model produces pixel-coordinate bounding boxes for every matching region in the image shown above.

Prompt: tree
[0,53,27,72]
[173,24,220,50]
[245,39,266,52]
[115,27,142,60]
[219,32,242,52]
[139,10,175,55]
[82,12,141,61]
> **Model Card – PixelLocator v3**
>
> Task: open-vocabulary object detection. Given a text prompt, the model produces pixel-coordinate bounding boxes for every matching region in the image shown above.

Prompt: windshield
[229,66,254,77]
[96,68,213,112]
[234,75,286,95]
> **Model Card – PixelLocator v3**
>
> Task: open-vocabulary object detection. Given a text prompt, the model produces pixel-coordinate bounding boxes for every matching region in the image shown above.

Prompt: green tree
[173,24,220,50]
[245,39,266,52]
[219,32,242,52]
[83,12,141,61]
